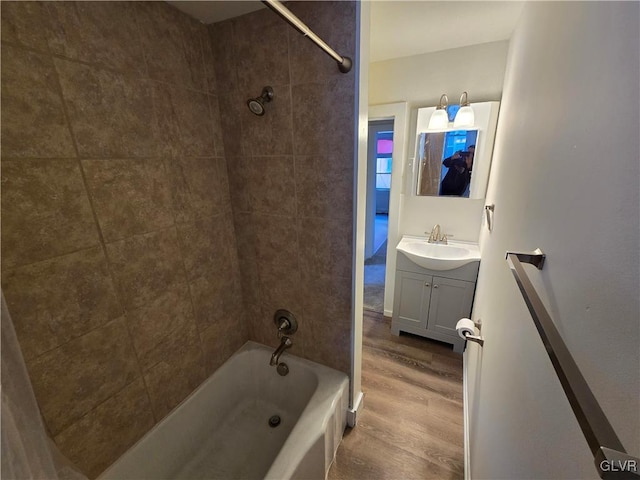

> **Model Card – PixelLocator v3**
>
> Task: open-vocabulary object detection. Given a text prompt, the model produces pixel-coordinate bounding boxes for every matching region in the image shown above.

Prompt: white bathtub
[99,341,349,480]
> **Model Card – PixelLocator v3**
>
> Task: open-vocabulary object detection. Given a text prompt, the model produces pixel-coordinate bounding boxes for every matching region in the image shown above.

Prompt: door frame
[365,119,394,258]
[368,102,409,316]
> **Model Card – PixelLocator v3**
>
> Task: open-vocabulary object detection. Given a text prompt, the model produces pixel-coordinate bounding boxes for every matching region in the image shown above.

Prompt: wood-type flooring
[328,310,464,480]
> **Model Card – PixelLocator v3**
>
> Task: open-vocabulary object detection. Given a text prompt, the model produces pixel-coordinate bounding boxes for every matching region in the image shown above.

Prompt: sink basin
[396,236,480,271]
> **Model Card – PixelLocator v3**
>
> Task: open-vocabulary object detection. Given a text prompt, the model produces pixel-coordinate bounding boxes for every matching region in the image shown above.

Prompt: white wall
[469,2,640,478]
[350,0,369,423]
[370,41,509,107]
[369,41,510,314]
[408,102,500,240]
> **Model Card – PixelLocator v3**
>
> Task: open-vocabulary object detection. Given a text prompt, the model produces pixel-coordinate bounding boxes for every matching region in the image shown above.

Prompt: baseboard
[463,350,471,480]
[347,391,364,427]
[383,308,392,317]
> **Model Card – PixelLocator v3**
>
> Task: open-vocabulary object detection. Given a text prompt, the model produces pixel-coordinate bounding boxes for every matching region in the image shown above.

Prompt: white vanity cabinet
[391,252,479,353]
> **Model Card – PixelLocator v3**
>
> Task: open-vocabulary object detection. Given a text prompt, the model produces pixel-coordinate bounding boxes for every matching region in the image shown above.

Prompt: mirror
[413,101,500,200]
[416,130,478,197]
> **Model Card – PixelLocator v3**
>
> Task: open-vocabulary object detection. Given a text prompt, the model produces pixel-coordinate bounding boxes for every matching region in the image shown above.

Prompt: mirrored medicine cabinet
[414,102,500,200]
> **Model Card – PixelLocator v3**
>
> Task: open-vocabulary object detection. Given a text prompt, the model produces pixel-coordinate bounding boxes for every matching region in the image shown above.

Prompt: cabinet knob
[434,284,439,289]
[425,282,430,287]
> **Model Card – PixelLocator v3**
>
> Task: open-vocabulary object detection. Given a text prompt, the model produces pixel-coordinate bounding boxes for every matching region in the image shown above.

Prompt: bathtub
[99,341,349,480]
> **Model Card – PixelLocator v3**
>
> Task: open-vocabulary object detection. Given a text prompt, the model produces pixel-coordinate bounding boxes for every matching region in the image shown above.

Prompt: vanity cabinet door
[427,277,475,337]
[394,271,433,329]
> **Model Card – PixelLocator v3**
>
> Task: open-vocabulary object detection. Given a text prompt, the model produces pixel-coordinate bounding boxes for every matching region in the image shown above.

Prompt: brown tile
[44,2,146,76]
[297,216,353,278]
[299,272,351,367]
[1,45,75,158]
[126,282,194,370]
[226,157,251,213]
[142,322,207,420]
[54,379,155,479]
[27,317,140,435]
[218,91,247,157]
[209,95,225,157]
[258,268,305,326]
[201,28,217,95]
[232,213,257,261]
[227,156,296,215]
[54,57,158,158]
[217,156,233,212]
[232,213,261,307]
[1,1,50,51]
[82,158,175,242]
[189,271,245,333]
[307,318,351,374]
[245,302,272,346]
[165,157,230,224]
[243,85,293,156]
[291,78,355,157]
[253,214,300,278]
[106,228,187,311]
[152,84,215,157]
[208,20,237,92]
[302,272,352,326]
[176,213,237,282]
[2,247,122,361]
[135,2,207,91]
[285,312,314,361]
[0,159,99,269]
[288,1,357,85]
[256,270,309,359]
[149,84,181,158]
[232,9,290,94]
[200,309,248,375]
[295,155,353,218]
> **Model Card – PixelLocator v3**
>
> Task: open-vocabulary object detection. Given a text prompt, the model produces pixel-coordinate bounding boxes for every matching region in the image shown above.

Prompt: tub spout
[270,336,292,366]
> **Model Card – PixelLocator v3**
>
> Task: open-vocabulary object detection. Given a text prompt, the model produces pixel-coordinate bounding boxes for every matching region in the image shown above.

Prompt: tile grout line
[285,23,311,352]
[166,21,214,376]
[47,27,158,426]
[224,20,267,340]
[136,13,220,412]
[51,376,146,442]
[0,40,204,97]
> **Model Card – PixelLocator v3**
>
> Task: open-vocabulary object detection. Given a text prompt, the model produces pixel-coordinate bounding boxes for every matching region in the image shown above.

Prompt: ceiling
[168,1,524,63]
[166,1,265,24]
[369,1,524,62]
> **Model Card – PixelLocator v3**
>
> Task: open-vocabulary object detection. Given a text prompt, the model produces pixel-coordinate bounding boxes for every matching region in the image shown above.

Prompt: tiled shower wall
[210,1,356,374]
[1,2,247,477]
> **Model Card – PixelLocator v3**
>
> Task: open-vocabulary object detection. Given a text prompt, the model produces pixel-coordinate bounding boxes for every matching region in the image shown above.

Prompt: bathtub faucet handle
[277,319,291,332]
[273,309,298,336]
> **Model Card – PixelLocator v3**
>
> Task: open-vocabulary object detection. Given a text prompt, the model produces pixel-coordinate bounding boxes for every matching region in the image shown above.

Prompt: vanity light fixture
[428,94,449,130]
[453,91,475,128]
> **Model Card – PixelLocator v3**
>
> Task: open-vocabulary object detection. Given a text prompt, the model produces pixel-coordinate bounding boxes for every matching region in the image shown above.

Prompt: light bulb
[428,109,449,130]
[454,105,475,128]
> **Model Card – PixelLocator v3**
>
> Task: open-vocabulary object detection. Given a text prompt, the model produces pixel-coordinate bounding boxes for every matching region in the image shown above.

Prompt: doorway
[364,120,394,313]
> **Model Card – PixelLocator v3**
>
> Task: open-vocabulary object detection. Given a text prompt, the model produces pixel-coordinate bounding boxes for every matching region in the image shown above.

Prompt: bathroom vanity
[391,240,479,353]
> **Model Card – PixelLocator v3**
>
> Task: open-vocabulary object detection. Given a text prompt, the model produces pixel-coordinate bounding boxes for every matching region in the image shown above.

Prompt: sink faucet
[270,336,292,366]
[428,224,441,243]
[427,224,449,244]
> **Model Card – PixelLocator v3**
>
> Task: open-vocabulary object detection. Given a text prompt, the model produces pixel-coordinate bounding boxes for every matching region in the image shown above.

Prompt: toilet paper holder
[457,318,485,347]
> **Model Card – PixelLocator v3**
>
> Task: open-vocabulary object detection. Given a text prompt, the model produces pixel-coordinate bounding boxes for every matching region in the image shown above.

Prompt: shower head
[247,86,274,116]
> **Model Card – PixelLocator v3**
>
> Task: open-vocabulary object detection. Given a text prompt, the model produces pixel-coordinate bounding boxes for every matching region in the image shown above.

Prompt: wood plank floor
[328,311,464,480]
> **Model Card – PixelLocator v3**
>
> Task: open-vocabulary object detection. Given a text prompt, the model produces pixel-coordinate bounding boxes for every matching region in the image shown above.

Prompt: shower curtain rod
[262,0,352,73]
